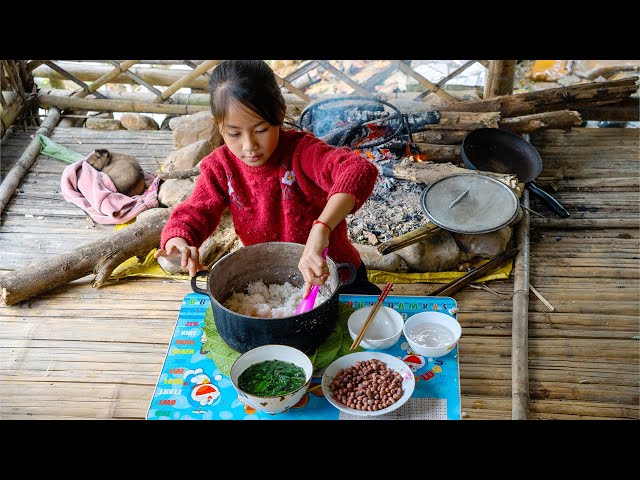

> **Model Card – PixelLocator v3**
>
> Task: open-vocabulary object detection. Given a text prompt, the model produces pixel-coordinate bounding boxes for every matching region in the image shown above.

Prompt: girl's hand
[154,237,204,277]
[299,224,330,298]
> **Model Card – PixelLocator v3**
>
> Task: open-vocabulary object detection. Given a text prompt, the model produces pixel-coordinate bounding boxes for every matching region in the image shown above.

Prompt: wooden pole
[484,60,517,99]
[38,93,209,115]
[0,107,61,216]
[512,187,531,419]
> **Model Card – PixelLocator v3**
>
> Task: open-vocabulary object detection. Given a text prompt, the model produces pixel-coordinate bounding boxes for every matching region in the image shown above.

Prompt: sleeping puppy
[86,149,146,197]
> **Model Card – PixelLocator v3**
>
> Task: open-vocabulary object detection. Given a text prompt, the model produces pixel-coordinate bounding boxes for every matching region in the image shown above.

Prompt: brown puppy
[86,149,146,197]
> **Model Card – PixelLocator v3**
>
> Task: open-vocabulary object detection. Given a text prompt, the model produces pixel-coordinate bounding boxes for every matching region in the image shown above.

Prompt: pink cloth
[61,156,160,224]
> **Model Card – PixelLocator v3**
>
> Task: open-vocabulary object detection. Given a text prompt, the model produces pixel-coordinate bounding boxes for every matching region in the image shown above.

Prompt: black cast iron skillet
[461,128,570,218]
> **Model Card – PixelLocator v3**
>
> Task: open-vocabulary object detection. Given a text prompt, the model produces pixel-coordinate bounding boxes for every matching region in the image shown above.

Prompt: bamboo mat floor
[0,126,637,420]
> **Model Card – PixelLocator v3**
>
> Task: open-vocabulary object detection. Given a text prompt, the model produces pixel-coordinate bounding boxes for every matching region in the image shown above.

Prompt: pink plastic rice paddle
[295,247,329,315]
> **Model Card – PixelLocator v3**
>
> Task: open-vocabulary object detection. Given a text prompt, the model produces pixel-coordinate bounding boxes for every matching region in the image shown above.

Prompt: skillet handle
[527,181,570,218]
[377,223,441,255]
[191,270,211,295]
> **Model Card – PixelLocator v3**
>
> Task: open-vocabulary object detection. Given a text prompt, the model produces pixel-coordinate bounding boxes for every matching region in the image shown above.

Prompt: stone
[85,118,123,130]
[161,139,213,173]
[120,113,159,131]
[172,110,223,150]
[353,244,402,272]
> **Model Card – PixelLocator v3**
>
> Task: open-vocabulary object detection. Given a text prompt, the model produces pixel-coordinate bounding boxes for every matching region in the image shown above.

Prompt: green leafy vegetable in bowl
[238,359,307,397]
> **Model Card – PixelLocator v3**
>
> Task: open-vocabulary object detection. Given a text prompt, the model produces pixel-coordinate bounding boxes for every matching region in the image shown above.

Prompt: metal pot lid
[420,174,519,234]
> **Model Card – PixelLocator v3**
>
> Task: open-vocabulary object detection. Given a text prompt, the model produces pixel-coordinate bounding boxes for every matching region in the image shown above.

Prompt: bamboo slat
[395,61,458,103]
[153,60,220,103]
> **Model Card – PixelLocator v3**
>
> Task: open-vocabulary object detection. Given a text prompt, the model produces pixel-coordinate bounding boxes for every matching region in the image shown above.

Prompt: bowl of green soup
[230,344,313,414]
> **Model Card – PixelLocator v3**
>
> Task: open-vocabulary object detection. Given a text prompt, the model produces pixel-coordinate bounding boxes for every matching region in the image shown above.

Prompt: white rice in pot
[223,280,331,318]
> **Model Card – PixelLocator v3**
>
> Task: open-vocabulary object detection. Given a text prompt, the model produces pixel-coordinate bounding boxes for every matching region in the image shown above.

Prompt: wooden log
[37,93,209,115]
[416,111,501,130]
[499,110,583,133]
[380,159,522,192]
[512,189,531,420]
[440,77,639,117]
[484,60,517,98]
[0,108,61,216]
[578,97,640,121]
[413,143,460,162]
[410,130,469,144]
[0,208,171,306]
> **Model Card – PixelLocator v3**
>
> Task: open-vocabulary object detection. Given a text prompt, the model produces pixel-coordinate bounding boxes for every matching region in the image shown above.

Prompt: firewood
[439,77,639,117]
[0,208,171,306]
[380,159,522,193]
[499,110,583,133]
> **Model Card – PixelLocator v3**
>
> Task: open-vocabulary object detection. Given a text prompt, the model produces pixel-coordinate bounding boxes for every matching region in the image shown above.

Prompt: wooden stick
[430,247,519,297]
[350,282,393,351]
[512,189,531,420]
[529,284,555,312]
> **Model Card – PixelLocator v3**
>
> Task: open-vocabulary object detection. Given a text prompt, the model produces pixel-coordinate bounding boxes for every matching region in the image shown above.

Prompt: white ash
[223,280,331,318]
[347,161,426,246]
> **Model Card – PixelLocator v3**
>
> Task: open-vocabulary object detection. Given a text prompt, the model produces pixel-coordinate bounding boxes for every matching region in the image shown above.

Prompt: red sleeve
[295,134,379,213]
[160,152,229,249]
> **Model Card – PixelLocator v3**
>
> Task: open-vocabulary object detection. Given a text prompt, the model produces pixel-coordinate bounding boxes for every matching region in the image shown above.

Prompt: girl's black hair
[209,60,286,127]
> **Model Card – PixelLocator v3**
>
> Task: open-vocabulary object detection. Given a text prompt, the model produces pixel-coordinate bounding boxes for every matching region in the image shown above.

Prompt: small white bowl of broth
[230,344,313,414]
[402,311,461,358]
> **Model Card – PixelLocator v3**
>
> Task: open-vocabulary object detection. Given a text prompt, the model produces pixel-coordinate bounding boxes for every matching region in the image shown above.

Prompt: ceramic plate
[321,352,415,417]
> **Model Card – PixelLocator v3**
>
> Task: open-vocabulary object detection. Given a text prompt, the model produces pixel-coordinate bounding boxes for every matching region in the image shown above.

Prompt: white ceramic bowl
[230,344,313,414]
[347,305,404,350]
[321,352,415,417]
[402,311,461,358]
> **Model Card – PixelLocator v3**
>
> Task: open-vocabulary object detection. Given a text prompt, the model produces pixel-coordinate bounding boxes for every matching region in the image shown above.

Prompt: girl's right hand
[154,237,204,277]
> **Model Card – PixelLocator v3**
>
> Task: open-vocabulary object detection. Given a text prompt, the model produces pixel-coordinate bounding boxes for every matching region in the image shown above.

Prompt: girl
[155,60,381,298]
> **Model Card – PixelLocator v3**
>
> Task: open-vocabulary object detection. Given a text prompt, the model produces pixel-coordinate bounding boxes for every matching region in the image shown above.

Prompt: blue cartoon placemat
[147,293,461,420]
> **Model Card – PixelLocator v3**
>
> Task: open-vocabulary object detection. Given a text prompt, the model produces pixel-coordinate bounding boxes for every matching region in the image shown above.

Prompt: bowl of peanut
[321,352,415,417]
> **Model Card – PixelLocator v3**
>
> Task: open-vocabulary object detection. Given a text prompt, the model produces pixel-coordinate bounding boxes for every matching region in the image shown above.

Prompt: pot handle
[335,263,357,287]
[191,270,211,296]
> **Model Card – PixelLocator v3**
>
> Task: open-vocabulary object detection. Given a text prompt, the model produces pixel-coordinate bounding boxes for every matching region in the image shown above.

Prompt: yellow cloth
[112,221,513,284]
[367,258,512,284]
[111,221,191,280]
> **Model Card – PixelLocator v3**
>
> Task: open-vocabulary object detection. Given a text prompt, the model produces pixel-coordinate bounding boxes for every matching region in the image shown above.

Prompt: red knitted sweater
[160,129,379,269]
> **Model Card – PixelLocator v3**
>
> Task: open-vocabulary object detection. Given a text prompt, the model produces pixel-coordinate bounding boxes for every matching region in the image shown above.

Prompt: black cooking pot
[191,242,356,354]
[461,128,570,218]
